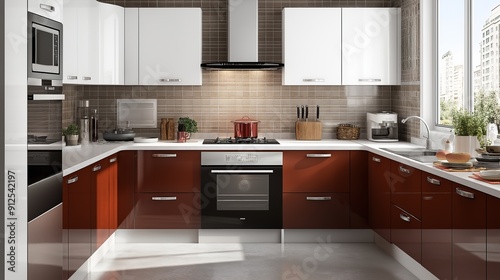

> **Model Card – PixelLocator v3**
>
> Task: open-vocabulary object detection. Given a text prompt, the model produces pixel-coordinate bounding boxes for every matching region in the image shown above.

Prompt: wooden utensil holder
[295,121,322,140]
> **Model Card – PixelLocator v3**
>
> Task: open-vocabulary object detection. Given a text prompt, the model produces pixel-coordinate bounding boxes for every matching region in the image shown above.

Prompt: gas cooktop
[203,137,280,144]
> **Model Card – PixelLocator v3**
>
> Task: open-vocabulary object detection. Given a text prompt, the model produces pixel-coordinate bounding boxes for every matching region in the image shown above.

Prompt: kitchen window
[436,0,500,126]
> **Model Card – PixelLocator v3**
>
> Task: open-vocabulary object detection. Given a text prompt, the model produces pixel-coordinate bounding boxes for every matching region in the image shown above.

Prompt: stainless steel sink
[380,148,438,163]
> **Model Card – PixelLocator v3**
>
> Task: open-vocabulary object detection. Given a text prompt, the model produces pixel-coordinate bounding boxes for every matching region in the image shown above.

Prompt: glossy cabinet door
[136,151,201,192]
[282,8,342,85]
[452,184,487,279]
[90,158,110,253]
[487,195,500,278]
[342,8,401,85]
[368,153,391,242]
[283,193,350,229]
[283,151,350,193]
[63,167,92,279]
[98,2,124,85]
[134,192,200,229]
[62,0,78,84]
[390,204,421,263]
[138,8,202,85]
[421,172,452,280]
[390,161,421,219]
[350,151,369,229]
[117,151,136,229]
[28,0,63,22]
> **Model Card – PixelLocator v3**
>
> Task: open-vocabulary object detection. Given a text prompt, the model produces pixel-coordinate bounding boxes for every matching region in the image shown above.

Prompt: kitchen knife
[301,105,304,121]
[296,105,300,121]
[305,105,309,122]
[316,105,320,121]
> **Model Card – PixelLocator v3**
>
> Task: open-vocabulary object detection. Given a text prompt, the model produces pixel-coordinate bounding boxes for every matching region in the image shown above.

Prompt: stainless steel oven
[201,152,282,229]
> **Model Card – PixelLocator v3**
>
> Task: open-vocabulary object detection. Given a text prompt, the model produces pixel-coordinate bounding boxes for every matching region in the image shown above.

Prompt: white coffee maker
[367,111,398,142]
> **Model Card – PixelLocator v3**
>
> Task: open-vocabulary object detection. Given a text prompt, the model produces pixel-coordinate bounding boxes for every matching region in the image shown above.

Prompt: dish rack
[336,124,360,140]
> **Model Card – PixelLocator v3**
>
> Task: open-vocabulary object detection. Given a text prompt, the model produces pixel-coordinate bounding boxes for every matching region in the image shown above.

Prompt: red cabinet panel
[390,204,421,263]
[487,195,500,279]
[137,151,200,192]
[118,151,136,229]
[283,151,350,193]
[421,172,452,280]
[350,151,369,229]
[368,153,391,242]
[390,161,421,219]
[452,184,487,279]
[90,158,110,253]
[283,192,350,229]
[134,192,200,229]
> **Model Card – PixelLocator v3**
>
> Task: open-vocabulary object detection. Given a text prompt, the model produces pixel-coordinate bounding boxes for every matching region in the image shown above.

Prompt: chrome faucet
[401,116,432,150]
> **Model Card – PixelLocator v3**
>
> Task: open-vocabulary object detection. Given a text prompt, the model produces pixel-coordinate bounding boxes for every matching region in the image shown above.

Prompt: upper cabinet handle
[302,78,325,82]
[66,76,77,80]
[39,4,55,12]
[82,76,92,81]
[372,157,381,163]
[92,165,102,172]
[152,154,177,158]
[426,176,441,185]
[456,188,475,199]
[159,78,181,82]
[358,79,382,82]
[306,154,331,158]
[67,176,78,184]
[109,157,117,163]
[399,165,411,174]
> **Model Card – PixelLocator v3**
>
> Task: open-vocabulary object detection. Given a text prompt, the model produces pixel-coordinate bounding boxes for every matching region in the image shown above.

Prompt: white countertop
[62,138,500,199]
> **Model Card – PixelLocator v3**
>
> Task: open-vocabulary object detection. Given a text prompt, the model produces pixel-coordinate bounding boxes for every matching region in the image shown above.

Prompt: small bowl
[486,145,500,153]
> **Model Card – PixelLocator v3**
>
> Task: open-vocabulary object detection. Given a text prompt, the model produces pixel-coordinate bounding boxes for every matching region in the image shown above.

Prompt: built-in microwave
[27,12,63,86]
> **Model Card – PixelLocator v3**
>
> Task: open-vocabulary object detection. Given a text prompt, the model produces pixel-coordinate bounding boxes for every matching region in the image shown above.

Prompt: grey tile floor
[87,243,420,280]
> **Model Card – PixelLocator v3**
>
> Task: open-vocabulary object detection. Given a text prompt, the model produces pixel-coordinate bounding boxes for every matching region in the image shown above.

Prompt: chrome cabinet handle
[399,165,411,174]
[152,196,177,201]
[358,79,382,82]
[211,170,273,174]
[306,196,332,201]
[456,188,475,199]
[400,213,411,222]
[152,154,177,158]
[426,176,441,185]
[92,165,102,172]
[66,75,77,80]
[31,94,65,101]
[306,154,331,158]
[239,217,246,221]
[67,176,78,184]
[40,4,55,12]
[302,78,325,82]
[372,157,381,163]
[423,196,434,201]
[159,78,181,82]
[82,76,92,81]
[109,157,117,163]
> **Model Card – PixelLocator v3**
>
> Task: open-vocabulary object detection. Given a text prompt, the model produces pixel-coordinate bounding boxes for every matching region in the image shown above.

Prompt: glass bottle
[91,109,99,142]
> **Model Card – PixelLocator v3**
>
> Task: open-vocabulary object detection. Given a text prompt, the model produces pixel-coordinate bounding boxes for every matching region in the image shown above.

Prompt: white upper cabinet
[136,8,202,85]
[63,0,124,85]
[28,0,63,22]
[282,8,342,86]
[342,8,401,85]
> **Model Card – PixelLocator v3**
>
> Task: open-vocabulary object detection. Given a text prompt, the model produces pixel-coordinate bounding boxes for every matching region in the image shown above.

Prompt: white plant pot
[66,134,79,146]
[454,135,480,156]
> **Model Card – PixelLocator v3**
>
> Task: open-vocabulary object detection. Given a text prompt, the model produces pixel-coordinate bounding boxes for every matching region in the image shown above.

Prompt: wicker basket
[337,124,360,140]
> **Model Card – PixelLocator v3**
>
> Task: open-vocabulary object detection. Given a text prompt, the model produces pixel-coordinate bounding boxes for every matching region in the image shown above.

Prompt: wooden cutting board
[295,121,322,140]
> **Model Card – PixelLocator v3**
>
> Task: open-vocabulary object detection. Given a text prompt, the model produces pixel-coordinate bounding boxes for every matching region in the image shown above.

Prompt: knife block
[295,121,322,140]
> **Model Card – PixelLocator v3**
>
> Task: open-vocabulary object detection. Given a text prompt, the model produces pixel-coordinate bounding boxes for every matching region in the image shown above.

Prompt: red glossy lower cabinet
[368,153,391,242]
[421,172,452,280]
[350,151,368,229]
[390,204,421,263]
[283,193,350,229]
[90,158,110,253]
[390,161,421,220]
[452,184,487,279]
[134,192,200,229]
[487,195,500,278]
[118,151,136,229]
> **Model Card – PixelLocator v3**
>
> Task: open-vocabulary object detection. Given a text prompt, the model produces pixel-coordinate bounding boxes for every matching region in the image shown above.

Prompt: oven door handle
[210,170,274,174]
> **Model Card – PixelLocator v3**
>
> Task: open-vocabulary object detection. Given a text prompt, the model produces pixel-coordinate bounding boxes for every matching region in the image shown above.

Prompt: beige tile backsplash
[62,0,421,140]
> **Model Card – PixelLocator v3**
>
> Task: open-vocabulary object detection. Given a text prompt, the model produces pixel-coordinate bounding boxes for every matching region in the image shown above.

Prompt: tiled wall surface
[62,0,421,140]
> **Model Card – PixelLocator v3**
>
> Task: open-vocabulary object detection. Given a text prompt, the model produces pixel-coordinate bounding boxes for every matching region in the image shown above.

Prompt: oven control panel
[225,153,258,163]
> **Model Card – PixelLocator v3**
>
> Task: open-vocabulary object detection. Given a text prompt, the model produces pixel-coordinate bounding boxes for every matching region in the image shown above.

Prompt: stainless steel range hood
[201,0,283,70]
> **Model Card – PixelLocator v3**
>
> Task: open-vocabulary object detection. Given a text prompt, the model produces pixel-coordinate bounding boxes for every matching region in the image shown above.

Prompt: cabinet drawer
[391,204,421,263]
[283,193,349,229]
[283,151,349,192]
[137,151,200,192]
[390,161,421,219]
[134,192,200,229]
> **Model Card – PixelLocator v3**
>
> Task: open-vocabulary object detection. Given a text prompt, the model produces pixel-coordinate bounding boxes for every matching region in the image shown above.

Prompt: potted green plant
[451,109,486,154]
[63,123,80,146]
[178,117,198,139]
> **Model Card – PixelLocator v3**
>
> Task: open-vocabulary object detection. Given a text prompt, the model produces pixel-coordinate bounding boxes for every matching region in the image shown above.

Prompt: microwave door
[32,23,59,74]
